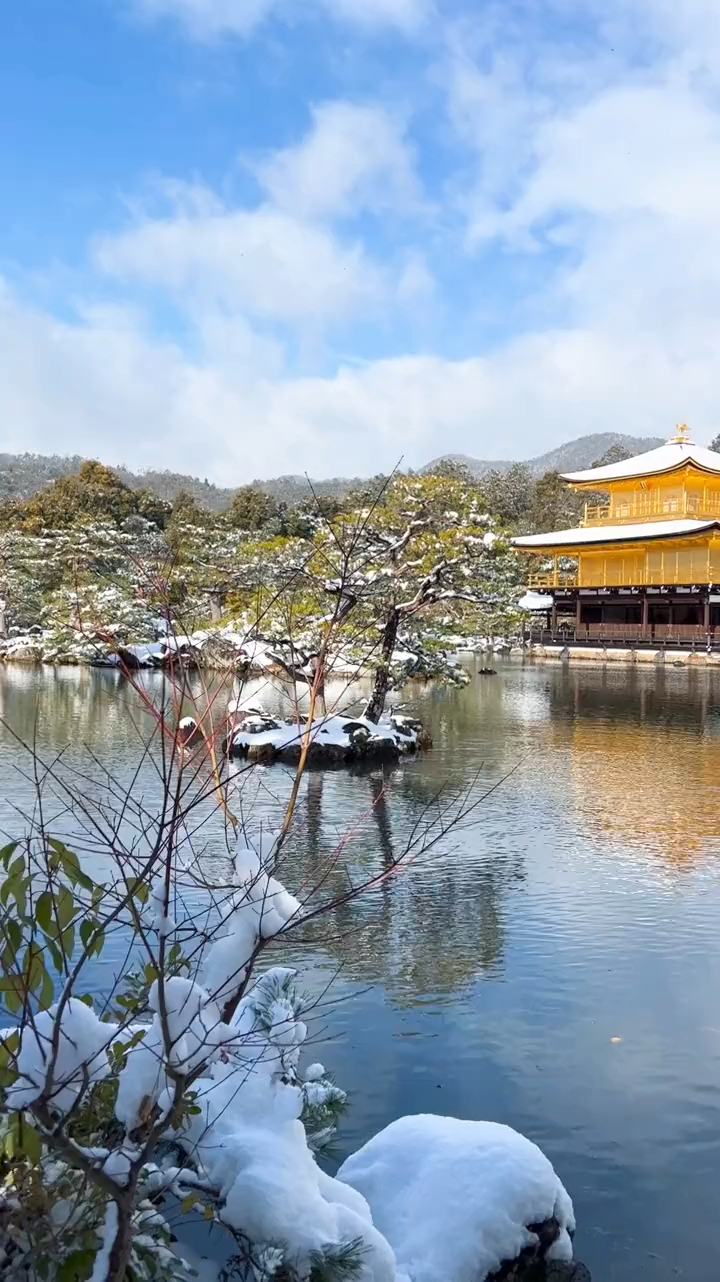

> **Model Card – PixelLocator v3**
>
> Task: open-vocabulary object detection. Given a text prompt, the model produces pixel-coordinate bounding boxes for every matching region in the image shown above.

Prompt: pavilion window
[580,604,602,623]
[649,603,670,625]
[677,548,695,581]
[673,603,701,625]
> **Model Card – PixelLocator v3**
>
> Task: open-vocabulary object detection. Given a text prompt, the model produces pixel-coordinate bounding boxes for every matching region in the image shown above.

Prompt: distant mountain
[424,433,666,479]
[0,454,368,512]
[0,454,237,512]
[0,432,667,512]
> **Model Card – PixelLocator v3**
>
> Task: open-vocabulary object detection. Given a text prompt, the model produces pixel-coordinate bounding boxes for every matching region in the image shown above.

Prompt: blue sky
[2,0,720,482]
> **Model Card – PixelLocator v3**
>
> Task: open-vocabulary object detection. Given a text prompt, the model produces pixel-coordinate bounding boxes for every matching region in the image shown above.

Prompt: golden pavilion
[513,424,720,645]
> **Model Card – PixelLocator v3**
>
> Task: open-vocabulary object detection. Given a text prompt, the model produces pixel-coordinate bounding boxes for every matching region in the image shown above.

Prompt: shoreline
[5,633,720,671]
[522,643,720,667]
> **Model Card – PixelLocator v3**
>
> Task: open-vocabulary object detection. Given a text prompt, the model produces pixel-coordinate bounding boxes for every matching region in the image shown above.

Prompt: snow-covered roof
[562,432,720,485]
[512,518,720,549]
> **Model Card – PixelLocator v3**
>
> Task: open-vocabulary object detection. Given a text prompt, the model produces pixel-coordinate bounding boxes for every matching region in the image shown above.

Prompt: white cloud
[76,6,720,476]
[128,0,429,39]
[445,43,551,222]
[326,0,429,34]
[396,250,434,304]
[130,0,275,39]
[10,0,720,483]
[95,101,428,335]
[256,101,422,220]
[593,0,720,72]
[95,193,385,326]
[3,279,719,486]
[503,85,720,237]
[440,3,720,395]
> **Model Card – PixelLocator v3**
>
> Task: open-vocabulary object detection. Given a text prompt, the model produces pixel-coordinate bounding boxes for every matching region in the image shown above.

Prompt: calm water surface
[1,661,720,1282]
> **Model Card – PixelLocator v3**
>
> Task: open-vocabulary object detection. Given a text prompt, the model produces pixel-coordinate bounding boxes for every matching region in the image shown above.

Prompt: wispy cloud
[95,195,386,326]
[256,101,423,220]
[93,101,429,342]
[128,0,430,39]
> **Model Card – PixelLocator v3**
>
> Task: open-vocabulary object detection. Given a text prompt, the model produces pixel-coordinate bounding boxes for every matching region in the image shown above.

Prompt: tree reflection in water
[290,763,525,1004]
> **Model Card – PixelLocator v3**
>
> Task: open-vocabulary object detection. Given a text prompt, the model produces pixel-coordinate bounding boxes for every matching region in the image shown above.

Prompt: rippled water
[2,661,720,1281]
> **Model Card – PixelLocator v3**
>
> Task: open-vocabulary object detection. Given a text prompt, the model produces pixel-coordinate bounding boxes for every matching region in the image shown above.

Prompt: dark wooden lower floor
[527,623,720,648]
[529,587,720,648]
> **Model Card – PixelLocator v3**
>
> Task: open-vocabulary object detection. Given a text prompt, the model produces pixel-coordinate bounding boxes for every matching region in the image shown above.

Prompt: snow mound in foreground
[338,1114,575,1282]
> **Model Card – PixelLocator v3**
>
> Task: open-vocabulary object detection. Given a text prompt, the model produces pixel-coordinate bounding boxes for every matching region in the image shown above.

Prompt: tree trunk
[364,608,399,723]
[208,587,225,623]
[309,654,326,716]
[106,1200,134,1282]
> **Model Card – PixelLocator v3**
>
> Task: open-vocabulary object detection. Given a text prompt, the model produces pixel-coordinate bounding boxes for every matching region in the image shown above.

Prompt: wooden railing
[527,571,578,588]
[652,624,710,642]
[528,622,718,647]
[580,623,647,641]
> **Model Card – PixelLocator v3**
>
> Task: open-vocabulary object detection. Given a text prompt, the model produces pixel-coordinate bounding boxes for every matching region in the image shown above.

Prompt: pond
[1,660,720,1282]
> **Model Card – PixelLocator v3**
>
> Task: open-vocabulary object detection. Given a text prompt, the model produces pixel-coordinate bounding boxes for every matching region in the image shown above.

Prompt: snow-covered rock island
[224,700,432,765]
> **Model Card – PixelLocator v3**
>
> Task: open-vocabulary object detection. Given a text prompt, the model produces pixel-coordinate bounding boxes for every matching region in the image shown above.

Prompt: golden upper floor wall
[559,427,720,527]
[580,466,720,526]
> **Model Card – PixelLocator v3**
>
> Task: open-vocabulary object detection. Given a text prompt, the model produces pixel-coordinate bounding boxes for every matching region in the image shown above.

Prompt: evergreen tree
[226,485,281,531]
[591,444,633,468]
[481,464,534,529]
[13,461,162,532]
[529,470,585,533]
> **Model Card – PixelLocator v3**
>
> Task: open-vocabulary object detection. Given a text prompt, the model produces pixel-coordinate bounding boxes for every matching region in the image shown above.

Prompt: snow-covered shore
[0,621,515,673]
[0,624,311,673]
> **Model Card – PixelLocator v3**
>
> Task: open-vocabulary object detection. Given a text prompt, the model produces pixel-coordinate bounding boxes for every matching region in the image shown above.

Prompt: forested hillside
[0,431,665,509]
[0,454,368,510]
[0,460,522,672]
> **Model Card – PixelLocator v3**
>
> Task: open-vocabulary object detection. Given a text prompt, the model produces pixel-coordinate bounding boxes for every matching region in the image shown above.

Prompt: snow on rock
[227,708,425,762]
[338,1115,575,1282]
[7,998,113,1112]
[517,592,553,611]
[101,627,305,674]
[121,642,166,665]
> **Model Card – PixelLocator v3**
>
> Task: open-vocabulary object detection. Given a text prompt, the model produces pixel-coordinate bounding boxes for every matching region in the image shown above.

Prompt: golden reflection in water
[559,717,720,864]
